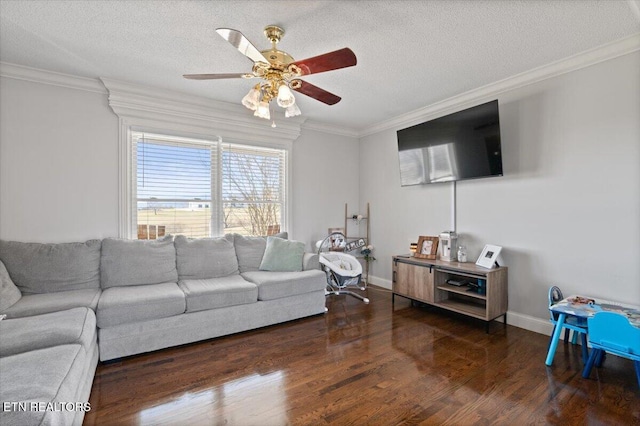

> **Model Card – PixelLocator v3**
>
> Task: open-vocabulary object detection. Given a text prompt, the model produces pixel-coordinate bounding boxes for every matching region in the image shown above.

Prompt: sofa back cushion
[0,239,101,294]
[175,234,239,280]
[234,232,288,273]
[101,237,178,288]
[0,260,22,311]
[233,235,265,274]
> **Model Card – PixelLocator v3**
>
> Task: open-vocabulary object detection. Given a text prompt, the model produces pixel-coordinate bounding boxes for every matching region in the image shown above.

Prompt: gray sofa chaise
[0,233,326,425]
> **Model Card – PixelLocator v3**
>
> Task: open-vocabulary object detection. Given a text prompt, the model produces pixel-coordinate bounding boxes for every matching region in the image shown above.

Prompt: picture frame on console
[414,236,439,260]
[476,244,502,269]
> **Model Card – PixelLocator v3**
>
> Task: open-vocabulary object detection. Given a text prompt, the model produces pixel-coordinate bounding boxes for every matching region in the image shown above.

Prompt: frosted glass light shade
[254,101,270,119]
[242,87,260,111]
[285,103,301,118]
[277,84,296,108]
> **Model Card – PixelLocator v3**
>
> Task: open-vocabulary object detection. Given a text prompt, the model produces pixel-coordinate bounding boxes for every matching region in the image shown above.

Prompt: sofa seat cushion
[101,237,178,288]
[0,239,101,294]
[97,282,186,328]
[0,307,96,357]
[241,269,327,301]
[175,234,240,280]
[0,344,88,426]
[1,288,101,319]
[178,275,258,313]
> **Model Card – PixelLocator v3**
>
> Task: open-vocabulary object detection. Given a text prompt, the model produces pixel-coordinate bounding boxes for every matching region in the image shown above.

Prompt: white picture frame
[476,244,502,269]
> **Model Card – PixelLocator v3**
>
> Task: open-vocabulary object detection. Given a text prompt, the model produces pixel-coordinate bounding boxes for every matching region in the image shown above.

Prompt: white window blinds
[131,132,286,239]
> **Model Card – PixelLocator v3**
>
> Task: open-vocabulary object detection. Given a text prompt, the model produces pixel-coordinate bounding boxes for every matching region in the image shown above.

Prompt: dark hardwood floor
[85,286,640,425]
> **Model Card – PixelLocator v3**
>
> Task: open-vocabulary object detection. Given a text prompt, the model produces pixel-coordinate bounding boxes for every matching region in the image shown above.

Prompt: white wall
[359,51,640,329]
[0,75,358,248]
[0,78,119,242]
[2,51,637,333]
[292,128,360,250]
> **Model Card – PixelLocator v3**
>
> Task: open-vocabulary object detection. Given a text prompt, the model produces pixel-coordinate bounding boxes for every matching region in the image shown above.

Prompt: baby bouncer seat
[317,232,369,303]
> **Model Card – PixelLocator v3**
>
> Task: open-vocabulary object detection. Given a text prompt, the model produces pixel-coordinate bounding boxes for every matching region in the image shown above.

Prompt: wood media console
[392,255,508,332]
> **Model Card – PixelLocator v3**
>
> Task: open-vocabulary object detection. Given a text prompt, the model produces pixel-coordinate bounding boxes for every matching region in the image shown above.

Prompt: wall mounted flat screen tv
[397,100,503,186]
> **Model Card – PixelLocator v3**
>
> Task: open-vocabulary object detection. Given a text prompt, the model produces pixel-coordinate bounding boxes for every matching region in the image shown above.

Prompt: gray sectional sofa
[0,233,326,426]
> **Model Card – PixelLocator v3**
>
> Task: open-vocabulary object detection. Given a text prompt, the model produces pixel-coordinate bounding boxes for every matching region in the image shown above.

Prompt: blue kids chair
[548,286,589,361]
[581,311,640,389]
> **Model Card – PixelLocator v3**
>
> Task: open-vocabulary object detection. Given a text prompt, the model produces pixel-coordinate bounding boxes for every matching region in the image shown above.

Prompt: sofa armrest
[302,253,320,271]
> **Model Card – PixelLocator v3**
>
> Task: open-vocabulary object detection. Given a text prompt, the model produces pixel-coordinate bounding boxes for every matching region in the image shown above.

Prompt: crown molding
[4,32,639,140]
[0,62,106,94]
[101,77,305,145]
[0,60,358,140]
[358,33,640,137]
[0,61,307,143]
[302,120,359,138]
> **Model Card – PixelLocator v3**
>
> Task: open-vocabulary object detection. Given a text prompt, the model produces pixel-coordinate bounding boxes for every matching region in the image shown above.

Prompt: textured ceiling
[1,0,639,132]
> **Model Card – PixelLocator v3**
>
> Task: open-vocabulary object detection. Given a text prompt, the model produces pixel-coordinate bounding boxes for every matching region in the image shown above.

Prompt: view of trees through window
[222,145,283,237]
[134,133,285,239]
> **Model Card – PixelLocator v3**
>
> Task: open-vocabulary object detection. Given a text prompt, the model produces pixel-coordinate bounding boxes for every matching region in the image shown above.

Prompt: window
[132,132,287,239]
[222,144,285,237]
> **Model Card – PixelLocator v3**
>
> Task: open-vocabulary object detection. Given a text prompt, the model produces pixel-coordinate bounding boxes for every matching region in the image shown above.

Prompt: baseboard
[505,312,553,336]
[366,274,391,290]
[366,274,553,336]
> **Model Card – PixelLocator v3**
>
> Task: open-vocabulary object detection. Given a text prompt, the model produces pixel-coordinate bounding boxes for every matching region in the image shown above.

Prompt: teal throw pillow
[259,236,305,272]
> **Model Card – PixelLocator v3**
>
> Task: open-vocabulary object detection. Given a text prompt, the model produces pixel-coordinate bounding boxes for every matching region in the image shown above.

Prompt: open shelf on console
[435,299,486,319]
[436,283,487,300]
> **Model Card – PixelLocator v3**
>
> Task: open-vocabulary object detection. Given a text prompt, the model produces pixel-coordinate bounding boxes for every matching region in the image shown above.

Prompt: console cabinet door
[394,261,434,303]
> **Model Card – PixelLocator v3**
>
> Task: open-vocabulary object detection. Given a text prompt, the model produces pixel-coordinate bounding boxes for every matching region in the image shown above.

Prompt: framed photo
[476,244,502,269]
[327,228,345,251]
[414,236,439,260]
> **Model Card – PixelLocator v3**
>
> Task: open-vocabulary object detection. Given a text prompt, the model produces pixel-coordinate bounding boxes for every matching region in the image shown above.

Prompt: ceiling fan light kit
[184,25,357,122]
[276,84,295,108]
[254,100,271,120]
[285,103,301,118]
[241,84,261,110]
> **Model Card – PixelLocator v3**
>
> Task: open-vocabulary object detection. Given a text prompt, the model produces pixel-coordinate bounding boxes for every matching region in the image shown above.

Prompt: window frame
[103,79,301,241]
[122,127,291,239]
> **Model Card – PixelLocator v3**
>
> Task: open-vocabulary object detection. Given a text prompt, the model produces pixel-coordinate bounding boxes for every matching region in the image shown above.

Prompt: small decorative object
[473,279,486,295]
[567,296,596,305]
[438,231,458,262]
[476,244,502,269]
[360,244,376,284]
[351,214,364,224]
[457,245,467,263]
[360,245,376,263]
[327,228,345,251]
[414,236,439,260]
[345,238,366,252]
[410,243,417,254]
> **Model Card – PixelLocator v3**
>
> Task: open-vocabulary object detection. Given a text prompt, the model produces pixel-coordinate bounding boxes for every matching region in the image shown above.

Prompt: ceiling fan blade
[292,81,341,105]
[216,28,268,64]
[183,73,251,80]
[291,48,357,76]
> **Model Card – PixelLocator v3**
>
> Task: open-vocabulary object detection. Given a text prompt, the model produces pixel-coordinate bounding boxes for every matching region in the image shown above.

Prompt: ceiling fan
[183,25,357,121]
